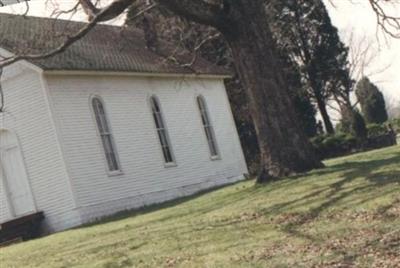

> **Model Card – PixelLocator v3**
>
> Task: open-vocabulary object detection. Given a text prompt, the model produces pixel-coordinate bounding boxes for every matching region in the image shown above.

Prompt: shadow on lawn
[265,152,400,242]
[83,149,398,267]
[259,152,399,212]
[79,149,399,236]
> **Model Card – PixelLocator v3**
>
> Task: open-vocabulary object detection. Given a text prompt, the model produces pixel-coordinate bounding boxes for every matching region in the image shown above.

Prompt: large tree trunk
[307,64,334,135]
[315,91,335,135]
[156,0,324,181]
[221,1,323,182]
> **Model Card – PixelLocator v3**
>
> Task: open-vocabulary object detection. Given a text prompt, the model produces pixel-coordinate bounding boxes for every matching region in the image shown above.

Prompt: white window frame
[149,95,176,167]
[90,95,122,176]
[196,95,220,160]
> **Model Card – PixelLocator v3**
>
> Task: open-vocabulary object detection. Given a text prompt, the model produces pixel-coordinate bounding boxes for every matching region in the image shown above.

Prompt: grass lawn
[1,146,399,268]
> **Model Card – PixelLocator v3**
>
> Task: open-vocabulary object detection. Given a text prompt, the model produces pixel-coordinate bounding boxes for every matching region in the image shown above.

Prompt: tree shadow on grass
[366,170,400,185]
[258,153,400,215]
[265,153,400,243]
[73,150,399,241]
[126,152,400,245]
[260,149,399,192]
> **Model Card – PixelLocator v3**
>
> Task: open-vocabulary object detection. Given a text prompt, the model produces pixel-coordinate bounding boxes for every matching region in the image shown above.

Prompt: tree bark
[307,67,335,135]
[218,0,324,182]
[314,91,335,134]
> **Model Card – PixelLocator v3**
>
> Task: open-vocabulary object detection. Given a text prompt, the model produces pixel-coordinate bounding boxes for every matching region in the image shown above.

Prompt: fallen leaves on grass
[231,200,400,268]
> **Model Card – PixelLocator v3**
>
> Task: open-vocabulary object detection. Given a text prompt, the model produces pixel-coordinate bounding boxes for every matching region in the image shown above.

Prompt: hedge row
[311,123,397,159]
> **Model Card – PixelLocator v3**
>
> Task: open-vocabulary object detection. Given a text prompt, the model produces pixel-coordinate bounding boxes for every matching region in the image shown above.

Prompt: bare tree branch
[156,0,225,28]
[0,0,136,68]
[1,0,228,69]
[78,0,134,21]
[368,0,400,39]
[179,32,221,67]
[2,0,399,70]
[328,0,400,39]
[347,37,392,109]
[346,29,393,88]
[79,0,101,19]
[78,0,226,27]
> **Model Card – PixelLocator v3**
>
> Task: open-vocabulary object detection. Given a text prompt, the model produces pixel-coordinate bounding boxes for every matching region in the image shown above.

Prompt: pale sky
[1,0,399,103]
[324,0,400,103]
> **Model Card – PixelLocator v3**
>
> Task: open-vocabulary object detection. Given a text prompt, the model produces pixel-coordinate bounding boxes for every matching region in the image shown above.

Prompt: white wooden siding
[46,74,248,224]
[0,173,13,222]
[0,63,79,232]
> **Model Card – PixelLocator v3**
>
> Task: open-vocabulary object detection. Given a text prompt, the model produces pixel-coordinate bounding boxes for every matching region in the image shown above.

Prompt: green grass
[1,146,399,268]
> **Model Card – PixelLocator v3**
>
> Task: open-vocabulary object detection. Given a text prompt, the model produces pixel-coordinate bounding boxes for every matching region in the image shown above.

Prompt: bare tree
[368,0,400,39]
[327,0,400,38]
[347,30,392,83]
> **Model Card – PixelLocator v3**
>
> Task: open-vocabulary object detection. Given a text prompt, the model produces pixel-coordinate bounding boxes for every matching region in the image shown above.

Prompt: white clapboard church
[0,13,248,233]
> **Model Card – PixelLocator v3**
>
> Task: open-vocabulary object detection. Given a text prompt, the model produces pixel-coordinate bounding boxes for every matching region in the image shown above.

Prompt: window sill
[211,156,221,161]
[164,162,177,168]
[107,170,124,177]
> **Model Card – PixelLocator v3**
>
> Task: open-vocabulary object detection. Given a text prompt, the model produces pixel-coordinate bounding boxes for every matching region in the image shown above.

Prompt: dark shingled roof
[0,13,228,76]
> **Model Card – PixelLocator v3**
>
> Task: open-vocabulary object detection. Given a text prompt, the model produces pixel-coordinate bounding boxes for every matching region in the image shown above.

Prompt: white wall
[45,74,248,224]
[0,63,79,232]
[0,173,13,222]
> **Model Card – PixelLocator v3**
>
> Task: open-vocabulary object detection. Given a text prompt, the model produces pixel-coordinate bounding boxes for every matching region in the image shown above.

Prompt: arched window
[91,97,120,172]
[150,96,175,164]
[197,96,219,158]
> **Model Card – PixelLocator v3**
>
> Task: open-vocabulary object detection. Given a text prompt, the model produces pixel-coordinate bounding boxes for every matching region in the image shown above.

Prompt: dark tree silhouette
[356,77,389,124]
[267,0,339,135]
